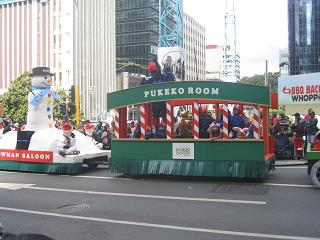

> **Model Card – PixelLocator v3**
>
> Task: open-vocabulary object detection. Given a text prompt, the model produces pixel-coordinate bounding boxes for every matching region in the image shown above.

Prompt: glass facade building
[288,0,320,75]
[116,0,159,74]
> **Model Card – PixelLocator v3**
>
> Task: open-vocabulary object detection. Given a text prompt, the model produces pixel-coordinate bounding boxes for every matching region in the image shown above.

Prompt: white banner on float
[278,72,320,105]
[172,143,194,160]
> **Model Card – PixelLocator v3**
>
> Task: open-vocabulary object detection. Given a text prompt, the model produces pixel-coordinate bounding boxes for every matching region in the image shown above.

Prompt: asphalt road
[0,164,319,240]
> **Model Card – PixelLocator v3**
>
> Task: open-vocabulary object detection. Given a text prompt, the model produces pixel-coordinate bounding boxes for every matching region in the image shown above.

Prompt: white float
[0,67,110,174]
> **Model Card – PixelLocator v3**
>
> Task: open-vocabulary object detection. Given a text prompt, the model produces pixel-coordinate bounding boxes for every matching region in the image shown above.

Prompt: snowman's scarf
[30,86,61,106]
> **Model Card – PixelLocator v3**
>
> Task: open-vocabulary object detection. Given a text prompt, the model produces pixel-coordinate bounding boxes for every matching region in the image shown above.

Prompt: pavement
[275,159,308,166]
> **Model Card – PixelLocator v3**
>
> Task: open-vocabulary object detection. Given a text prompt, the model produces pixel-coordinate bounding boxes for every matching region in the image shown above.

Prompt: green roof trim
[107,81,270,109]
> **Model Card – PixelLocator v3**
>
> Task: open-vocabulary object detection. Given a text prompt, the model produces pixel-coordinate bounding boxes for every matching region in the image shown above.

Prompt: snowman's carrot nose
[47,79,52,84]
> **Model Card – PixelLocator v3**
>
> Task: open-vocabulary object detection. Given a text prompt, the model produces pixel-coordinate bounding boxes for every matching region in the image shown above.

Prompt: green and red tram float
[107,81,279,179]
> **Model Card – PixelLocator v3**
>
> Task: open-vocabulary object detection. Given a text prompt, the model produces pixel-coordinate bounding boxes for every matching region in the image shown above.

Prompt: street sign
[89,86,95,94]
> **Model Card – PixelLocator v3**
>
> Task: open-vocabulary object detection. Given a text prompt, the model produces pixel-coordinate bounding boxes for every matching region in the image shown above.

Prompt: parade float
[108,81,277,179]
[0,67,110,174]
[306,136,320,187]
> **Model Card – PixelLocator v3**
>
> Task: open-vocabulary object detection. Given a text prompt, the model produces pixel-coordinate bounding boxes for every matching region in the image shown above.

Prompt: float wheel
[87,162,99,169]
[310,161,320,188]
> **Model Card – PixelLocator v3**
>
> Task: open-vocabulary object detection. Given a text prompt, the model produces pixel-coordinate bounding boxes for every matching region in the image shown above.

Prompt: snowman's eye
[44,76,47,79]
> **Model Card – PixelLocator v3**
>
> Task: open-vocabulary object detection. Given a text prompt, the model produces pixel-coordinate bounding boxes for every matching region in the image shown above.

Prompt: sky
[183,0,288,78]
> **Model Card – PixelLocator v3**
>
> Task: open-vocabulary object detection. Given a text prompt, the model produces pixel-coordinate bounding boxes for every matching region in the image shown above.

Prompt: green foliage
[240,72,279,92]
[0,72,31,122]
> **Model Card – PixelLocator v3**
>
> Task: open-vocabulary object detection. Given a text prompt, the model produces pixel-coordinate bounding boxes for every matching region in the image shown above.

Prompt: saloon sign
[0,149,53,163]
[278,73,320,105]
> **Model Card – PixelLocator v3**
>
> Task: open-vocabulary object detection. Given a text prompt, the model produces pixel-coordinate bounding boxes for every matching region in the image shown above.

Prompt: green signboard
[107,81,270,110]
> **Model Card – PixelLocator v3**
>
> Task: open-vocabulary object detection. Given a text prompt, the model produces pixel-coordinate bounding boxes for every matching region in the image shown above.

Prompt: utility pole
[264,60,268,86]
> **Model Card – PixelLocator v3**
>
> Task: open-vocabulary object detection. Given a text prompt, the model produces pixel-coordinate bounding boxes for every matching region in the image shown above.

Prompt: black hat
[32,67,54,76]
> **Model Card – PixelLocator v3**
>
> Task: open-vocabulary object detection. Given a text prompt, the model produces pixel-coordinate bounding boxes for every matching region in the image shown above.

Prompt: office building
[206,45,224,80]
[0,0,116,120]
[115,0,159,75]
[288,0,320,75]
[183,13,206,81]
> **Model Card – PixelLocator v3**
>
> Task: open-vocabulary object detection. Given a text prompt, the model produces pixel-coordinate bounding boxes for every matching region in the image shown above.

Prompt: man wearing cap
[57,122,79,156]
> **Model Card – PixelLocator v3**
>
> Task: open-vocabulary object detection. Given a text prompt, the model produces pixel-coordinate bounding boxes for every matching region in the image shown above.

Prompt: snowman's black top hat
[32,67,54,77]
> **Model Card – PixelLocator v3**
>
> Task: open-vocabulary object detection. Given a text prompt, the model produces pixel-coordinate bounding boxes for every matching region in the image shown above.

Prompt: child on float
[84,122,103,149]
[57,121,80,156]
[207,121,222,140]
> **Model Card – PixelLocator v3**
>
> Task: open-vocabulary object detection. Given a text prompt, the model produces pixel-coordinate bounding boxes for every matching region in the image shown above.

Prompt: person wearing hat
[199,106,213,138]
[176,111,193,138]
[57,121,79,156]
[141,59,175,128]
[229,105,246,138]
[84,123,103,149]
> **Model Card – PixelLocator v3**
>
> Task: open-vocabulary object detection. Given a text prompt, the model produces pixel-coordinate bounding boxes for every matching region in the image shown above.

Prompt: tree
[240,72,279,92]
[0,72,67,123]
[0,72,31,122]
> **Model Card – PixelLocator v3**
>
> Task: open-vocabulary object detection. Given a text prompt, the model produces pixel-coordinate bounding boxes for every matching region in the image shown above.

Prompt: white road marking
[0,171,131,180]
[276,167,307,169]
[27,186,266,205]
[0,206,318,240]
[0,183,35,190]
[70,175,132,180]
[264,183,316,188]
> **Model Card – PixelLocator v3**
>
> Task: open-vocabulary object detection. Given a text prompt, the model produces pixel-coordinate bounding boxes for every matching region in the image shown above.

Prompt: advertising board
[278,72,320,105]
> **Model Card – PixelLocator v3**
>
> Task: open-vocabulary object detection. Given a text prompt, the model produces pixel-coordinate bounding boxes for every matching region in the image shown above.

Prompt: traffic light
[70,85,76,103]
[60,102,67,117]
[69,103,76,115]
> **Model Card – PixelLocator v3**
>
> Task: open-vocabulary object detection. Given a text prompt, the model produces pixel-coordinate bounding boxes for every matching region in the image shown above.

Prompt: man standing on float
[141,59,175,129]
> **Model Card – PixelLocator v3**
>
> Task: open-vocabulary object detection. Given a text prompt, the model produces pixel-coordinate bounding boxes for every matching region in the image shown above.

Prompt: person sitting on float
[84,123,103,149]
[129,121,141,139]
[232,127,248,139]
[176,111,193,138]
[229,105,246,138]
[57,121,80,156]
[145,126,154,139]
[199,106,214,138]
[155,119,167,138]
[245,119,254,138]
[207,121,222,140]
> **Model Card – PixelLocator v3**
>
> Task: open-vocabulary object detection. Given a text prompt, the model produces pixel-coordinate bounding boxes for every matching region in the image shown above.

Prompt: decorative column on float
[166,101,173,139]
[192,101,200,139]
[222,103,229,139]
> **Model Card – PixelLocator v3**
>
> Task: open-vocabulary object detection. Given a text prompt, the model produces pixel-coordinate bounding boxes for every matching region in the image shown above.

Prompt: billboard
[278,72,320,105]
[158,46,185,81]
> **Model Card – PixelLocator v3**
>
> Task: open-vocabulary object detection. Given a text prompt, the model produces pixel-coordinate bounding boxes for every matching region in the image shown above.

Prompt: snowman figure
[25,67,58,131]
